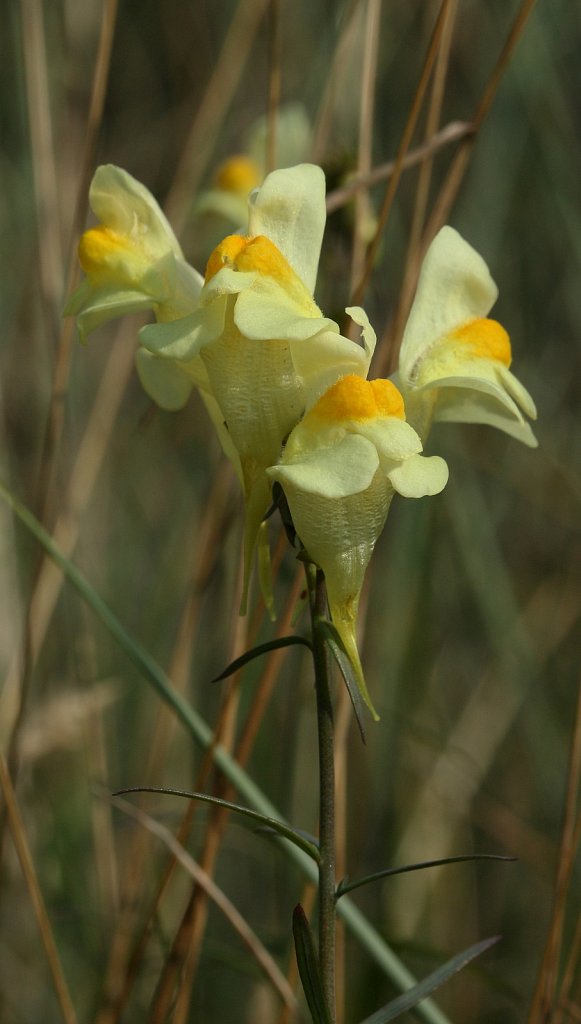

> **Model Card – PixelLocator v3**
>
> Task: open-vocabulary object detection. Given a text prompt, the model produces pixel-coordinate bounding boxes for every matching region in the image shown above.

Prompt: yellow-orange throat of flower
[306,375,406,425]
[205,234,316,311]
[450,318,512,366]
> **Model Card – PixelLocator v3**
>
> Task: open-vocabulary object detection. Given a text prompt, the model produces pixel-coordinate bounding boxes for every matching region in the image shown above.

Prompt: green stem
[307,562,337,1022]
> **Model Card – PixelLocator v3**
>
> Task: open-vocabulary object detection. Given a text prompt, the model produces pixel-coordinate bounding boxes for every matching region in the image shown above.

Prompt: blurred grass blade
[292,904,333,1024]
[319,618,366,742]
[0,480,453,1024]
[359,936,500,1024]
[212,635,312,682]
[115,786,320,862]
[337,854,516,898]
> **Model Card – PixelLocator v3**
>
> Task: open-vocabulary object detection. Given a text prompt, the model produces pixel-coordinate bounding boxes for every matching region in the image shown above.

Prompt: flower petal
[134,348,194,410]
[431,386,538,447]
[387,453,449,497]
[247,164,326,294]
[139,301,225,361]
[399,226,498,383]
[268,433,380,499]
[64,282,155,341]
[89,165,183,260]
[234,287,337,341]
[291,329,373,408]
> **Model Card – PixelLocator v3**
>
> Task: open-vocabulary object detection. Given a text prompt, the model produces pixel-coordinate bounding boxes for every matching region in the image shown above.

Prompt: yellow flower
[268,375,448,718]
[65,165,202,339]
[141,164,377,605]
[396,227,537,447]
[64,163,243,479]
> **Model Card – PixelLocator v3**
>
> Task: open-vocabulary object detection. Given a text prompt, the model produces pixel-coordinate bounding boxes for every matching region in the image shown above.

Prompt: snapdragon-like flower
[141,164,377,601]
[64,164,210,412]
[65,165,202,338]
[268,375,448,718]
[396,226,537,447]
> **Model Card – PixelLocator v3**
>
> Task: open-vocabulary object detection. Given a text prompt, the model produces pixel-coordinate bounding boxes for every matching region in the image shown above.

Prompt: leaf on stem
[114,787,320,862]
[211,635,312,682]
[318,618,367,742]
[337,853,516,898]
[358,935,500,1024]
[292,904,333,1024]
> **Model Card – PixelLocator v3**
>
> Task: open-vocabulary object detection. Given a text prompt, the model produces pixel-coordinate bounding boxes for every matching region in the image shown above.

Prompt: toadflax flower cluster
[66,162,536,718]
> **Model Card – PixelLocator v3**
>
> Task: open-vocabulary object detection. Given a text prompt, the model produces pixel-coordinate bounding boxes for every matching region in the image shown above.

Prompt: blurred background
[1,1,580,1022]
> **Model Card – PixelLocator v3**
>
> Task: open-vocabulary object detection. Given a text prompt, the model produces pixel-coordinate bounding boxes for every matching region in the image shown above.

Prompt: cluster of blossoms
[65,163,536,718]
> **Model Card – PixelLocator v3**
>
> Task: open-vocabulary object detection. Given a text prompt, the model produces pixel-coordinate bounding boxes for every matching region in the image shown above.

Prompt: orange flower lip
[307,375,406,424]
[204,234,297,285]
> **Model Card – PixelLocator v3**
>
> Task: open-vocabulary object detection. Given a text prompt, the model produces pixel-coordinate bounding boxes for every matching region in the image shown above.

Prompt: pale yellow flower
[141,164,377,605]
[268,375,448,718]
[65,165,202,339]
[396,226,537,447]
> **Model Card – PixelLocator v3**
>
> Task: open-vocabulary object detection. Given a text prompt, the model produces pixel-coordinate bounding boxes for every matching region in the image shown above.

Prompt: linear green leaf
[292,904,332,1024]
[359,936,500,1024]
[337,854,516,898]
[212,635,312,682]
[115,786,319,862]
[318,618,366,743]
[0,480,454,1024]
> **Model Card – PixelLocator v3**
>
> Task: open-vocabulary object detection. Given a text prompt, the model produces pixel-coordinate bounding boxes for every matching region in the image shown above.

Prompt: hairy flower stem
[306,562,337,1022]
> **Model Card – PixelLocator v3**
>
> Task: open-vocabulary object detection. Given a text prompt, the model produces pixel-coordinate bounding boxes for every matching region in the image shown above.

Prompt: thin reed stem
[306,563,337,1022]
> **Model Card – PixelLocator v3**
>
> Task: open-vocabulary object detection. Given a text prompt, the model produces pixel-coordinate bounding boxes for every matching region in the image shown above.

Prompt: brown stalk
[424,0,538,240]
[380,0,537,372]
[0,754,78,1024]
[554,911,581,1024]
[166,562,306,1023]
[527,678,581,1023]
[350,0,454,308]
[112,795,298,1012]
[325,120,472,215]
[94,464,236,1023]
[2,0,120,842]
[377,0,458,376]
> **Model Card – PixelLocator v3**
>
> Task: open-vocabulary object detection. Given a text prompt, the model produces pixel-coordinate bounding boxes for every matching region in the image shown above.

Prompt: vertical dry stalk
[0,755,78,1024]
[350,0,453,308]
[378,0,458,376]
[167,567,307,1022]
[378,0,537,373]
[528,679,581,1023]
[19,0,64,314]
[425,0,538,237]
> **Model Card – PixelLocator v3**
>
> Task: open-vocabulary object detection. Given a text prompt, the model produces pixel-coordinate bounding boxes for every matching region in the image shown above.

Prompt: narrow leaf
[337,854,516,898]
[318,619,366,743]
[359,935,500,1024]
[115,787,320,863]
[0,481,455,1024]
[212,635,312,682]
[292,904,332,1024]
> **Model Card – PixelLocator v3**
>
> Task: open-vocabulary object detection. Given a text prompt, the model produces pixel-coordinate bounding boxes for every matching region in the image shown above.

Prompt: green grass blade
[359,936,500,1024]
[1,479,454,1024]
